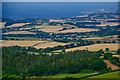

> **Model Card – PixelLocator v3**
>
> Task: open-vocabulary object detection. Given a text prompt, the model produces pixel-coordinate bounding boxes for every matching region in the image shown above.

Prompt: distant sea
[2,2,118,20]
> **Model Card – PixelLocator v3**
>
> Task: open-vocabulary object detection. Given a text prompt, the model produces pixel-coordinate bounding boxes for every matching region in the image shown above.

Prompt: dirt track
[104,60,120,70]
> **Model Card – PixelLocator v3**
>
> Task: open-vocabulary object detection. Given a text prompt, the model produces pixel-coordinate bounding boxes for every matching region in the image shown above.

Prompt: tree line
[3,46,107,77]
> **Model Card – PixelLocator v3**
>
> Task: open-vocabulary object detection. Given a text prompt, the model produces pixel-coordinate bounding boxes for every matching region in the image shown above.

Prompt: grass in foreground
[88,71,119,78]
[46,73,95,78]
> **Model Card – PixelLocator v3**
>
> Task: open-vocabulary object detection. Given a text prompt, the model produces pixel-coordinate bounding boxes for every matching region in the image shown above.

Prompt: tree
[104,53,112,60]
[112,41,116,43]
[62,49,65,53]
[116,49,120,54]
[112,57,119,62]
[105,48,109,51]
[96,41,101,44]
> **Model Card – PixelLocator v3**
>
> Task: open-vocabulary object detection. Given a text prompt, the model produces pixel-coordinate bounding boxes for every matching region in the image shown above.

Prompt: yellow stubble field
[55,43,118,52]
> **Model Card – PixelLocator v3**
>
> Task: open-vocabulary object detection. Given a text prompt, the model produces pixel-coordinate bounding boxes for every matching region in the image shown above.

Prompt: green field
[88,71,119,78]
[46,71,119,79]
[46,73,95,78]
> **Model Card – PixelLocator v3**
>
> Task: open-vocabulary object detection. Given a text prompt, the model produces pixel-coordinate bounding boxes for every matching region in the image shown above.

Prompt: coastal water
[2,2,118,20]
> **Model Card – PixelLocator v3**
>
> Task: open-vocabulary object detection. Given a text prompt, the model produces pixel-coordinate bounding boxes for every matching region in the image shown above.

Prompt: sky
[1,0,120,2]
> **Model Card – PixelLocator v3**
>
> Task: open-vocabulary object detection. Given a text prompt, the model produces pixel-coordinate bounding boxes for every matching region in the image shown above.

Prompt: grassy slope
[88,71,119,78]
[46,73,95,78]
[46,71,119,79]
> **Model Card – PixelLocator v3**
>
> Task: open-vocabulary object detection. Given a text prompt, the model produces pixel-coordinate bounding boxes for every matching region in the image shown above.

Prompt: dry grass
[56,43,118,52]
[1,40,47,47]
[34,42,69,49]
[3,31,36,34]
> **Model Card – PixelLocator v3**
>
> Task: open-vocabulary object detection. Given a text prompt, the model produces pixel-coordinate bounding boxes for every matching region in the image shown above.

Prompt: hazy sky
[1,0,120,2]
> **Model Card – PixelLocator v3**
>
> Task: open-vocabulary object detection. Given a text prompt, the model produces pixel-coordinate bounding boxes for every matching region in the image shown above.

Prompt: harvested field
[3,31,36,34]
[5,37,39,41]
[113,55,120,58]
[6,23,30,27]
[55,43,118,52]
[1,22,6,28]
[28,52,39,55]
[1,40,47,47]
[35,24,62,29]
[82,36,118,43]
[97,22,119,26]
[82,37,104,40]
[38,28,63,33]
[34,42,69,49]
[57,28,99,33]
[82,35,118,40]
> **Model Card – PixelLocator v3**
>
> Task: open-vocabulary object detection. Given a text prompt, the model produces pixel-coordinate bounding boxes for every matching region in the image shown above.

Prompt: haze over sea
[2,2,118,20]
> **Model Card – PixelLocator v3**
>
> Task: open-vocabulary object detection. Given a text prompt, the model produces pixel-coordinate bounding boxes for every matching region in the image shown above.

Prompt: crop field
[1,40,47,47]
[3,31,36,34]
[55,43,118,52]
[57,28,99,33]
[34,41,70,49]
